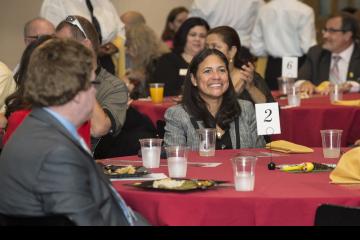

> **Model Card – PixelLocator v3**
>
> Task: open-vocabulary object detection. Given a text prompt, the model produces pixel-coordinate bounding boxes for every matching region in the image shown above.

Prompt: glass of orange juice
[149,83,165,103]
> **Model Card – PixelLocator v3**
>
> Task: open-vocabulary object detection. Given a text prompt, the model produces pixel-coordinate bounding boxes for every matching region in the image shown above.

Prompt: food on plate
[153,178,186,189]
[104,165,136,175]
[115,165,136,174]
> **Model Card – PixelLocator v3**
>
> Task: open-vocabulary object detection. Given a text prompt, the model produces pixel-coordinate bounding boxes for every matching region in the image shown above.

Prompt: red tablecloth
[102,148,360,226]
[131,98,175,127]
[131,93,360,147]
[272,93,360,147]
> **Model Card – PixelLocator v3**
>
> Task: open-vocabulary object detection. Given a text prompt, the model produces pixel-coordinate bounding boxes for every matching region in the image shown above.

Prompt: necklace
[216,127,225,139]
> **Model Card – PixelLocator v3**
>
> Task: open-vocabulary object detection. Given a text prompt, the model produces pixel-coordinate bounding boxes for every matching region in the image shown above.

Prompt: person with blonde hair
[124,23,170,99]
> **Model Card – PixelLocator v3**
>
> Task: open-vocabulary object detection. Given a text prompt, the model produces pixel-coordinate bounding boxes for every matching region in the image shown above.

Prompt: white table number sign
[255,102,281,136]
[282,57,298,78]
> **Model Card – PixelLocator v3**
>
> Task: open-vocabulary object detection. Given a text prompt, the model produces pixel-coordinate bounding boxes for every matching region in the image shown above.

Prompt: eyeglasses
[65,15,88,39]
[322,28,347,34]
[25,35,41,40]
[90,80,100,85]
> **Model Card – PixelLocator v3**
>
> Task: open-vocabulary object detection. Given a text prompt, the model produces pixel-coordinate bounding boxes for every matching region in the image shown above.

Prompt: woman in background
[161,6,189,49]
[206,26,274,104]
[164,48,265,149]
[153,17,209,96]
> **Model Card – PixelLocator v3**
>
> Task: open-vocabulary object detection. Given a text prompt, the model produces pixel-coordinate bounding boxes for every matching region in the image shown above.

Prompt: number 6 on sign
[255,103,281,136]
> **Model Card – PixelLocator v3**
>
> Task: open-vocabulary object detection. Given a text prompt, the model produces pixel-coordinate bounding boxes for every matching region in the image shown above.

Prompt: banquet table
[272,92,360,147]
[131,93,360,147]
[131,97,175,127]
[101,148,360,226]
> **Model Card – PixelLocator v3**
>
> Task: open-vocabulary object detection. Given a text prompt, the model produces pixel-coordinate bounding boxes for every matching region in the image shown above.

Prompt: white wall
[0,0,193,69]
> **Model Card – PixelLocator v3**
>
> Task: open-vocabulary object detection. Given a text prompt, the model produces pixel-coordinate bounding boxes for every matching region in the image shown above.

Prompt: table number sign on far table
[282,57,298,78]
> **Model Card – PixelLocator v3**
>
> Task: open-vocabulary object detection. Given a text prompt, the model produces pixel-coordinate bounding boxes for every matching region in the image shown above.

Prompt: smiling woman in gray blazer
[164,48,265,150]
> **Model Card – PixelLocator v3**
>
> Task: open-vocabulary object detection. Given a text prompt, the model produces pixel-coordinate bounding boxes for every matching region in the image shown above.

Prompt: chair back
[314,204,360,226]
[0,213,75,226]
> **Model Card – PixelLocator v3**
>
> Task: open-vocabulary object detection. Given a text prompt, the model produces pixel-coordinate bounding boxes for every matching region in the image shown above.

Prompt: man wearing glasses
[12,17,55,74]
[23,17,55,46]
[56,15,128,151]
[298,13,360,94]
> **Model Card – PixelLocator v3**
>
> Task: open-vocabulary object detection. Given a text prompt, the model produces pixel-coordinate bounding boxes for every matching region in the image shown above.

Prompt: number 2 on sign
[255,103,281,136]
[264,109,272,122]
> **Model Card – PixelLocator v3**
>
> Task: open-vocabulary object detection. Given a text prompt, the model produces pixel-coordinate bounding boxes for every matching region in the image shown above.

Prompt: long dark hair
[207,26,251,68]
[182,48,241,130]
[5,35,53,117]
[173,17,210,55]
[161,6,188,42]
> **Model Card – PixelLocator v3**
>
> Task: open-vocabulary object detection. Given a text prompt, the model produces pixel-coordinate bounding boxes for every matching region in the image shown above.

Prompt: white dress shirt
[189,0,265,48]
[331,44,353,84]
[40,0,125,44]
[331,44,360,92]
[250,0,317,57]
[0,61,16,113]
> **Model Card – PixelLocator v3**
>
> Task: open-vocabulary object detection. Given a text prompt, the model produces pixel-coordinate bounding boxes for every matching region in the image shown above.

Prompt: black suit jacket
[298,43,360,85]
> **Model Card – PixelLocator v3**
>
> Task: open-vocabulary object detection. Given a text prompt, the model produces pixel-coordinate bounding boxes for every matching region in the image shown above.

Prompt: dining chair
[314,204,360,226]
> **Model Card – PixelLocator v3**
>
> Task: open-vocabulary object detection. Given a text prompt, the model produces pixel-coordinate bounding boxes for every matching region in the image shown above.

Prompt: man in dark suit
[0,38,148,226]
[298,13,360,94]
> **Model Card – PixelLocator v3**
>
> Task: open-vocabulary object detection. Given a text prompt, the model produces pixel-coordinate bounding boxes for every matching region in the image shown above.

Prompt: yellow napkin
[330,147,360,184]
[265,140,314,153]
[315,81,330,92]
[332,99,360,107]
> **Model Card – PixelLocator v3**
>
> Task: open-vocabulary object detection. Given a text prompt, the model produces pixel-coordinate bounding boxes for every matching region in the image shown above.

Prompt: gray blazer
[164,99,265,150]
[0,108,147,226]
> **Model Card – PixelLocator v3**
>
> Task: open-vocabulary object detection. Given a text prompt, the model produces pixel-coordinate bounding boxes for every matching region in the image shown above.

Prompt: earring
[229,58,233,63]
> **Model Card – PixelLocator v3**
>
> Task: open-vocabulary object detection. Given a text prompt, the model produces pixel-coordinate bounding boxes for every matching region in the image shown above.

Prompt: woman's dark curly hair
[182,48,241,130]
[5,35,53,117]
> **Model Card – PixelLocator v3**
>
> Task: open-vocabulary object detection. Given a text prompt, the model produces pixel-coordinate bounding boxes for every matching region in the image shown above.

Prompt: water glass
[165,146,188,178]
[330,84,343,103]
[320,129,343,158]
[287,86,301,107]
[139,138,163,168]
[197,128,216,157]
[231,156,257,191]
[277,77,295,95]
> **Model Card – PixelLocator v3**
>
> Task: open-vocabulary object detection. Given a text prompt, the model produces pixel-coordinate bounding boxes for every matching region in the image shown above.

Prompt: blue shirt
[43,107,79,141]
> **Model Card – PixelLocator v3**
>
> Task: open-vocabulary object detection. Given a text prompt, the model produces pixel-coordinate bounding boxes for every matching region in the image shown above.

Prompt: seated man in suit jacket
[0,38,148,226]
[298,13,360,94]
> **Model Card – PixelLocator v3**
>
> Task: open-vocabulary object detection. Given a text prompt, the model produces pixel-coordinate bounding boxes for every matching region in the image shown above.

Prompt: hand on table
[318,82,352,95]
[300,81,316,95]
